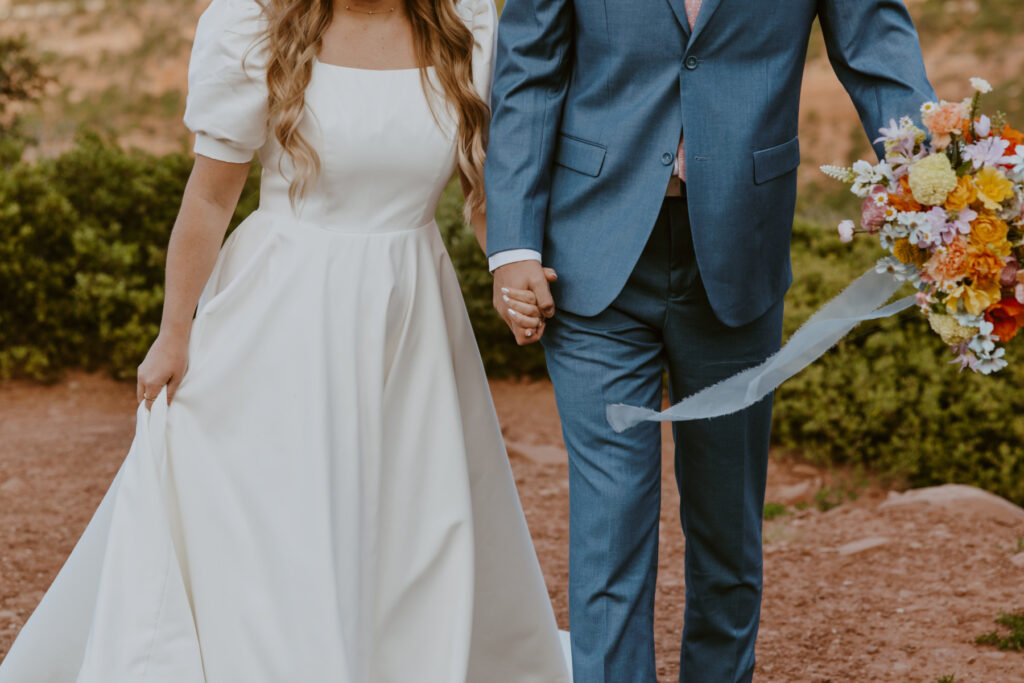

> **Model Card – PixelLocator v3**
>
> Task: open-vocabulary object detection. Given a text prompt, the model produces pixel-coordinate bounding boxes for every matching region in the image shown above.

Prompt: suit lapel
[687,0,723,47]
[664,0,692,37]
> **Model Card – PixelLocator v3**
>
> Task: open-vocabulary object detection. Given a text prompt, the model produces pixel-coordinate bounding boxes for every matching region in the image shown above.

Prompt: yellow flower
[974,166,1015,211]
[944,175,978,211]
[928,313,978,346]
[944,279,1002,316]
[908,153,959,206]
[893,238,929,267]
[970,214,1009,249]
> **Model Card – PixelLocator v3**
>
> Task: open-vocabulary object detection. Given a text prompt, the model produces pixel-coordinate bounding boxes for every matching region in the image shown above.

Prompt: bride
[0,0,570,680]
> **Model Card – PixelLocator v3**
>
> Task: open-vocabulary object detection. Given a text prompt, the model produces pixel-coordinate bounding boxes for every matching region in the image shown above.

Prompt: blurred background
[2,2,1024,680]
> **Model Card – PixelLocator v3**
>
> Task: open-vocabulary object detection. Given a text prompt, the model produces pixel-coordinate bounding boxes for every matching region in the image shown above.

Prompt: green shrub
[2,133,1023,505]
[773,219,1024,505]
[0,131,259,380]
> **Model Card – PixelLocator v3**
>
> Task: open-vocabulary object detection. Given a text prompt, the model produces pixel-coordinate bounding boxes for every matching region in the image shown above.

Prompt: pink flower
[1017,282,1024,305]
[838,220,855,243]
[1000,259,1019,287]
[915,291,931,309]
[861,196,887,232]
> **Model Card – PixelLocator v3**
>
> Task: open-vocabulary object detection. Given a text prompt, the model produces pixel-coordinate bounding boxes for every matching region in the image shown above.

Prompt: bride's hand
[502,268,558,340]
[137,333,190,407]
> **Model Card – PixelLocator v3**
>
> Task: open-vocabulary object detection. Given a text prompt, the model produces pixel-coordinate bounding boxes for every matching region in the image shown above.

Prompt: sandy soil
[1,373,1023,681]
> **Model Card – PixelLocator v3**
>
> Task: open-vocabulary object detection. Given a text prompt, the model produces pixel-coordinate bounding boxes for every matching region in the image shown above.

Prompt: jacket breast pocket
[752,136,800,185]
[555,134,607,178]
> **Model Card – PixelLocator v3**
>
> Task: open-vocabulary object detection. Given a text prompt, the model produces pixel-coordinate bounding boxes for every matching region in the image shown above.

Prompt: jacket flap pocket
[753,136,801,184]
[555,134,607,178]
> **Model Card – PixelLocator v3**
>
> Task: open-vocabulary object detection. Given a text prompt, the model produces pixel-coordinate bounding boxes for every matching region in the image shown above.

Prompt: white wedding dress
[0,0,571,680]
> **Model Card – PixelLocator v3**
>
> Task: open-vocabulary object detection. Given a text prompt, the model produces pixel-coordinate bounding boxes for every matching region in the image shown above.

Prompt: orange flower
[1001,124,1024,149]
[922,101,968,148]
[926,238,969,283]
[944,175,978,211]
[985,297,1024,342]
[889,176,923,212]
[970,214,1009,247]
[966,244,1009,281]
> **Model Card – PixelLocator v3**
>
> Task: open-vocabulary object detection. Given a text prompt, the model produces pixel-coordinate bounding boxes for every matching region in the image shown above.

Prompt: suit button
[685,55,699,70]
[661,152,674,166]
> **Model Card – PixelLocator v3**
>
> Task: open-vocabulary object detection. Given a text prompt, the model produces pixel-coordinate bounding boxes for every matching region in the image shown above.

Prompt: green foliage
[975,611,1024,651]
[0,131,258,380]
[762,502,788,520]
[772,219,1024,506]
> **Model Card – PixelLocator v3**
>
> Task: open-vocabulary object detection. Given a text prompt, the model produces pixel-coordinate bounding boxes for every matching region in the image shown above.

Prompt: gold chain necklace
[344,4,396,15]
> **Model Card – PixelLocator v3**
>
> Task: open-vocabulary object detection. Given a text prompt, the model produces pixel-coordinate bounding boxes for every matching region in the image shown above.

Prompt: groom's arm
[485,0,574,269]
[817,0,936,159]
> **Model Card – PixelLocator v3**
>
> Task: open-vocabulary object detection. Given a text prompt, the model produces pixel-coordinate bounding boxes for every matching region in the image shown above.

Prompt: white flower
[878,221,907,250]
[921,101,939,116]
[974,347,1007,374]
[875,256,920,283]
[1004,144,1024,181]
[975,114,992,138]
[850,160,893,198]
[820,164,856,184]
[838,220,855,243]
[953,311,985,328]
[970,77,993,94]
[969,320,998,352]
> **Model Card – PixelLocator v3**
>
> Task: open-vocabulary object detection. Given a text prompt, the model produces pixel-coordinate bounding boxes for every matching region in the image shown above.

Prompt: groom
[485,0,934,681]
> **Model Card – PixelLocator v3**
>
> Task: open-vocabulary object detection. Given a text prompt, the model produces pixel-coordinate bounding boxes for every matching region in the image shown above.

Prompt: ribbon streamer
[606,268,917,433]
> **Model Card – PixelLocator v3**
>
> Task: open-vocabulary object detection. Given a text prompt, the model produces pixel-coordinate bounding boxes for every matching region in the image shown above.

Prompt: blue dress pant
[542,195,785,682]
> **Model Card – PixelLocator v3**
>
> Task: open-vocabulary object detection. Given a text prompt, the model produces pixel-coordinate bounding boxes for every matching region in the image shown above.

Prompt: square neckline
[313,57,432,73]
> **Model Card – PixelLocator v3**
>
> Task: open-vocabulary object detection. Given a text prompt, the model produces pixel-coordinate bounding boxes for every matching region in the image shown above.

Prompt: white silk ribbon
[606,268,917,433]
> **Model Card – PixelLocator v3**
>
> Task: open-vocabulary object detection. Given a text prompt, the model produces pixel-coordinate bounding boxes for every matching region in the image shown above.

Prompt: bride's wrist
[157,320,192,346]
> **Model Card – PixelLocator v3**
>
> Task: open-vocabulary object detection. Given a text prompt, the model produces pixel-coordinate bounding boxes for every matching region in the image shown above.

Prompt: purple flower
[925,207,952,246]
[945,207,977,242]
[1000,259,1019,287]
[964,136,1011,169]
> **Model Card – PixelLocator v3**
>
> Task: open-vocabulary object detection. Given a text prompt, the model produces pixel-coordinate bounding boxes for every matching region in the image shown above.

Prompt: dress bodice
[256,64,458,230]
[183,0,496,232]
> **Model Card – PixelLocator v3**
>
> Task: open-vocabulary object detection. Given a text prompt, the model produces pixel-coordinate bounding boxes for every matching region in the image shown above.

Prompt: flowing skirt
[0,210,572,683]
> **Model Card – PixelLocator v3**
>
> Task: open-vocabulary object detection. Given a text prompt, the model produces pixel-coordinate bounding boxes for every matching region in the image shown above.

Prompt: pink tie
[674,0,702,181]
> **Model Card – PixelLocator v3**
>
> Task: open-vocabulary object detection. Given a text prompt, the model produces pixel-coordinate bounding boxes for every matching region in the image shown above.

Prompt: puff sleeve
[183,0,270,164]
[456,0,498,104]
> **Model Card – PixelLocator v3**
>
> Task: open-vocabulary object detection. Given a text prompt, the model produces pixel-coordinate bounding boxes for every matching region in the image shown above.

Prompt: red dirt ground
[2,373,1023,682]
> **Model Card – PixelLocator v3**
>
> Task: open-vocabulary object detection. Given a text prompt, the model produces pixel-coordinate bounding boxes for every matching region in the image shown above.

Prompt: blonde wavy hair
[259,0,490,217]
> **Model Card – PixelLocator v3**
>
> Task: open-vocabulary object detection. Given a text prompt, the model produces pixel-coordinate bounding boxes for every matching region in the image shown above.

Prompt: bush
[0,131,259,379]
[1,134,1022,505]
[773,218,1024,505]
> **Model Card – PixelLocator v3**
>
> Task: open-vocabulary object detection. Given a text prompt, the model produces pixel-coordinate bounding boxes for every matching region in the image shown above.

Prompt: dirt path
[2,374,1023,681]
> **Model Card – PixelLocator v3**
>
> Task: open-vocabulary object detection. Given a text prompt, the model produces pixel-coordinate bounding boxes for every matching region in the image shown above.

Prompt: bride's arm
[136,155,250,406]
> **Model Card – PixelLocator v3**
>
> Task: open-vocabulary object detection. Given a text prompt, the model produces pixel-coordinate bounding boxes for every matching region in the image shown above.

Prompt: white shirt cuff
[488,249,543,273]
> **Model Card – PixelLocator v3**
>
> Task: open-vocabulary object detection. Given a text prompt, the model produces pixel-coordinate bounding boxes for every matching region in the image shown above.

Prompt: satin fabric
[0,1,570,680]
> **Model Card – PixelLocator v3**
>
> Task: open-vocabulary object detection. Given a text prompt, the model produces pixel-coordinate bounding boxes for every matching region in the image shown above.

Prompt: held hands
[492,260,558,345]
[136,332,190,408]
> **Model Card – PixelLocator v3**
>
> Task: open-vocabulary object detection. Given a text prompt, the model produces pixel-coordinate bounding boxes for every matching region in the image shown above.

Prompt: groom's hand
[493,260,556,346]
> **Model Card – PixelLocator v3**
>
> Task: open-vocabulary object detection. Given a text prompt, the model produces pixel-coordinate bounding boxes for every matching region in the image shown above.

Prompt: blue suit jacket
[484,0,935,326]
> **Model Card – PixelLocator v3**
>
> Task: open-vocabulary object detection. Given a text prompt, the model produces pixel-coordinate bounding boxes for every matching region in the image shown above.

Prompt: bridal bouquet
[822,78,1024,374]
